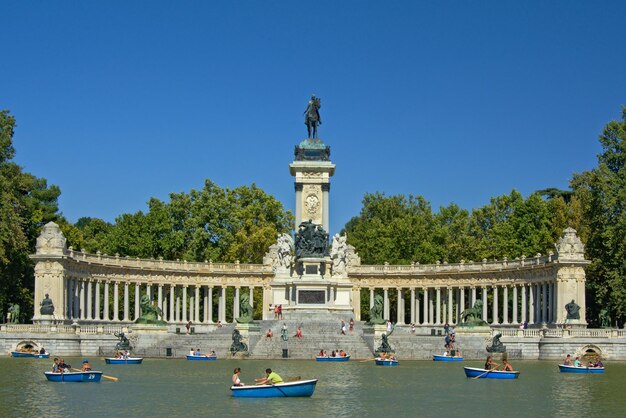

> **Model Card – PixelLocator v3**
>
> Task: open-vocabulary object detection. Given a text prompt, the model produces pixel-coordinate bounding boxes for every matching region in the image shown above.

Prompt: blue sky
[2,1,625,235]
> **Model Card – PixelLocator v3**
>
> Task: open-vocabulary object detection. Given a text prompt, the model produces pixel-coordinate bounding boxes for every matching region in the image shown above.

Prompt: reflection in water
[2,358,626,418]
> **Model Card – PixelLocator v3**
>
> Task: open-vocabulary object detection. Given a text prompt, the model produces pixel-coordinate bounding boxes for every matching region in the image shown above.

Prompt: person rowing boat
[484,355,499,370]
[255,368,283,385]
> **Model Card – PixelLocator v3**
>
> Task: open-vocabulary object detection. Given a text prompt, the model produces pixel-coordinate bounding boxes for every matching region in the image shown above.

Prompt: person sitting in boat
[573,356,582,367]
[484,356,499,370]
[594,360,604,368]
[81,360,92,372]
[563,354,573,365]
[195,348,201,356]
[123,351,130,359]
[442,349,450,357]
[340,350,346,357]
[40,347,46,355]
[318,349,325,357]
[256,368,283,385]
[58,359,71,372]
[189,348,195,356]
[266,329,273,339]
[232,367,245,386]
[502,358,514,371]
[330,350,336,357]
[52,358,60,373]
[210,350,216,357]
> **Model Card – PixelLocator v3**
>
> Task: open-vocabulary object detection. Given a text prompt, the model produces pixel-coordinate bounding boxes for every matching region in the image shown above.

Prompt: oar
[473,367,497,379]
[358,358,377,363]
[72,368,118,382]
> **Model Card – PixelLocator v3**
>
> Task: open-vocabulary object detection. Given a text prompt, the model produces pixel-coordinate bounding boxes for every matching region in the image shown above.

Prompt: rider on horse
[304,95,322,138]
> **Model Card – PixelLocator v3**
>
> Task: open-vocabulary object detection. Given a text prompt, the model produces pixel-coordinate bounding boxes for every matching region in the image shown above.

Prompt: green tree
[0,110,61,318]
[571,107,626,326]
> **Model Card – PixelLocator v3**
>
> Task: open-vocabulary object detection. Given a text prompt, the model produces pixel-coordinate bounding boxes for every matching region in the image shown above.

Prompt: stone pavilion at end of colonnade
[4,134,625,360]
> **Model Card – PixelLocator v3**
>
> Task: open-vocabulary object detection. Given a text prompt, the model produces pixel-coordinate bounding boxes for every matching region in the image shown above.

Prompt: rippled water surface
[1,358,625,417]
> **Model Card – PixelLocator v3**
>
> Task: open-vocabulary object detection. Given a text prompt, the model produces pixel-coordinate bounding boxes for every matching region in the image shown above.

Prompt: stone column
[471,287,477,306]
[195,286,200,323]
[219,286,226,323]
[234,287,240,320]
[329,286,335,305]
[86,280,93,320]
[512,285,518,324]
[147,284,152,300]
[182,286,188,323]
[249,286,255,308]
[435,288,441,325]
[208,287,214,323]
[103,281,110,321]
[189,295,194,322]
[459,287,465,319]
[428,289,434,325]
[492,286,499,324]
[521,285,527,323]
[502,286,509,324]
[455,288,460,324]
[203,287,209,323]
[175,296,180,322]
[370,288,374,309]
[541,283,548,324]
[158,284,164,319]
[447,288,453,325]
[410,288,416,324]
[123,282,130,321]
[548,283,556,324]
[169,285,175,323]
[397,288,404,324]
[482,287,488,321]
[423,287,429,325]
[383,288,389,321]
[65,278,72,319]
[134,284,140,321]
[415,289,420,324]
[94,280,101,320]
[79,280,85,320]
[113,281,119,321]
[528,285,535,324]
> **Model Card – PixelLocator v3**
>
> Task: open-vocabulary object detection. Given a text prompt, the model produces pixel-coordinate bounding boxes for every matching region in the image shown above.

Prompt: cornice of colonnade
[346,252,590,287]
[31,247,274,286]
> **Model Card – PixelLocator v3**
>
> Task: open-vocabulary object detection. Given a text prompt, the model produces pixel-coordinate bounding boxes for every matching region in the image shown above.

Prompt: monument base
[33,315,56,325]
[455,326,492,337]
[131,324,168,334]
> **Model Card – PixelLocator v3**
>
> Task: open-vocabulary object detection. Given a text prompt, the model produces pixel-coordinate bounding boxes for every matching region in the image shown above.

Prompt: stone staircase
[249,319,373,359]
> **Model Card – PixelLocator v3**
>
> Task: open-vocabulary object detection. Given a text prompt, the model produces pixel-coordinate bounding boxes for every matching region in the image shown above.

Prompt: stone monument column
[290,139,335,232]
[31,222,68,323]
[553,228,590,326]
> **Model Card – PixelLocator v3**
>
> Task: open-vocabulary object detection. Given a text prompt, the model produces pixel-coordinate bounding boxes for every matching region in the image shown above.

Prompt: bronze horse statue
[303,95,321,138]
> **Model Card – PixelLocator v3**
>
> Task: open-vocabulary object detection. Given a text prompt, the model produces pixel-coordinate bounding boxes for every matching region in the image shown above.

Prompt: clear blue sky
[2,1,625,235]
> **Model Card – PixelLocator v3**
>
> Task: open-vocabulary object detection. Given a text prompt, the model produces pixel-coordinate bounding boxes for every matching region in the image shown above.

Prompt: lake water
[1,357,625,417]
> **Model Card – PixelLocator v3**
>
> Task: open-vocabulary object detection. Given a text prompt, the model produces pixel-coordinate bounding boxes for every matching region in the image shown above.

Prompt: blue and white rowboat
[375,358,399,366]
[464,367,519,379]
[11,351,35,358]
[433,355,463,362]
[186,355,217,361]
[44,371,103,382]
[231,379,318,398]
[316,355,350,362]
[105,357,143,364]
[34,353,50,359]
[558,364,605,374]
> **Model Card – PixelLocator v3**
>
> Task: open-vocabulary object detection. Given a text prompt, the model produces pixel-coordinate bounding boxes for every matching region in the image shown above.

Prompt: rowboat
[375,358,399,366]
[231,379,318,398]
[433,355,463,362]
[33,353,50,359]
[44,371,103,382]
[558,364,605,374]
[186,355,217,361]
[463,366,520,379]
[316,355,350,362]
[11,351,35,358]
[105,357,143,364]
